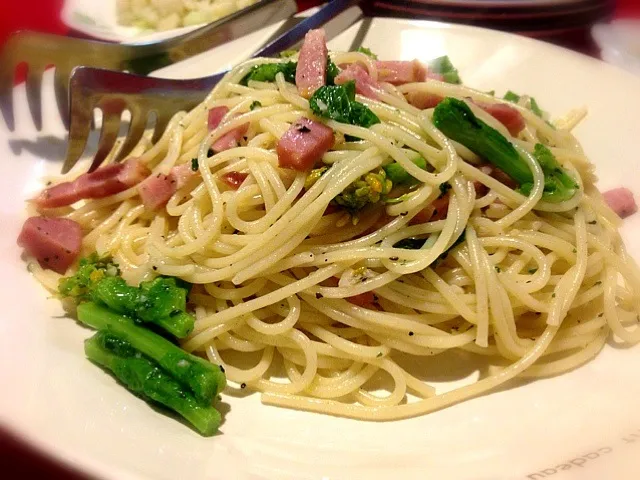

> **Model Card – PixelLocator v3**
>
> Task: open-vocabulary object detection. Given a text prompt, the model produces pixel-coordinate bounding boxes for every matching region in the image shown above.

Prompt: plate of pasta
[3,15,640,480]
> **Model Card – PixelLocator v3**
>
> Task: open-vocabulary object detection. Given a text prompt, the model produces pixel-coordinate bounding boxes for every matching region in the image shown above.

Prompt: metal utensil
[0,0,298,131]
[62,0,364,174]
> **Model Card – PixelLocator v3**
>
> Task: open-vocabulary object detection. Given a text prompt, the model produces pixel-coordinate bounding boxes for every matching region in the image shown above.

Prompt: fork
[62,0,364,174]
[0,0,298,131]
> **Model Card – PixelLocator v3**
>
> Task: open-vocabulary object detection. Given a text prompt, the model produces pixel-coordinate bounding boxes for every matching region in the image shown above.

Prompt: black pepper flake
[433,209,438,215]
[315,293,323,299]
[572,248,577,253]
[65,249,71,254]
[594,281,602,286]
[408,331,414,336]
[552,293,556,298]
[399,212,407,216]
[588,220,597,225]
[219,365,225,373]
[240,383,246,389]
[373,294,379,301]
[376,352,383,358]
[390,256,399,261]
[46,181,52,186]
[207,148,214,157]
[296,125,311,133]
[152,266,158,271]
[156,173,162,178]
[43,257,50,263]
[598,313,604,318]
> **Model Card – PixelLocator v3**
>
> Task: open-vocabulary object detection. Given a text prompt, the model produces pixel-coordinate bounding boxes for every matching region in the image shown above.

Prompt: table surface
[1,0,639,478]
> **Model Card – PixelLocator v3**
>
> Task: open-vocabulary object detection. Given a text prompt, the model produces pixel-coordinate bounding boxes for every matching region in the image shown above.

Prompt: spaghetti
[28,47,640,421]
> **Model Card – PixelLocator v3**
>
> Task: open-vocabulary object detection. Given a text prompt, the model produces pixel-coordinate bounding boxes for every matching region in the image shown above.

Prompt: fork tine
[0,67,15,131]
[151,110,173,144]
[61,69,99,173]
[115,109,147,163]
[25,66,44,131]
[54,67,71,129]
[88,103,125,172]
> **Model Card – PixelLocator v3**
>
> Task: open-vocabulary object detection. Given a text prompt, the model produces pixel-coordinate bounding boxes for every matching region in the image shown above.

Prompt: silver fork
[62,0,364,174]
[0,0,297,131]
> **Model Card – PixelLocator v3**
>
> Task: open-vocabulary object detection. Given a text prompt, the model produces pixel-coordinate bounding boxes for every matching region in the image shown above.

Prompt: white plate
[2,17,640,480]
[61,0,205,43]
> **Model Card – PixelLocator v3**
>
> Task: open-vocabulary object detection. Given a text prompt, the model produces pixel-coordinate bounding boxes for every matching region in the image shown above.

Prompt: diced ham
[473,181,489,198]
[138,163,199,211]
[221,171,249,190]
[170,163,198,189]
[208,106,229,131]
[33,158,150,209]
[475,102,525,137]
[410,195,450,225]
[17,216,82,274]
[138,174,175,211]
[277,117,334,171]
[425,72,445,82]
[335,64,380,100]
[603,187,637,219]
[405,91,444,109]
[207,105,249,153]
[296,29,328,99]
[376,60,426,85]
[346,291,377,308]
[212,123,249,153]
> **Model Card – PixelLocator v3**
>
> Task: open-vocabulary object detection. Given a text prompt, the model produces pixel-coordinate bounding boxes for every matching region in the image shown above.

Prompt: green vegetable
[333,168,392,212]
[240,61,297,85]
[309,81,380,129]
[249,101,262,110]
[518,144,578,203]
[394,237,427,249]
[383,157,427,185]
[529,97,543,117]
[504,90,544,117]
[504,91,521,103]
[326,60,340,86]
[59,254,119,300]
[357,47,378,59]
[305,166,328,190]
[85,331,221,436]
[439,182,452,197]
[191,158,199,171]
[78,302,226,405]
[432,98,576,203]
[428,56,461,84]
[61,256,195,338]
[90,276,194,338]
[241,59,339,87]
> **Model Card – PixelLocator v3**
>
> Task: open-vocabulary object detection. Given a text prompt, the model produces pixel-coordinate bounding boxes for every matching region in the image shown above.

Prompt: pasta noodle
[29,52,640,421]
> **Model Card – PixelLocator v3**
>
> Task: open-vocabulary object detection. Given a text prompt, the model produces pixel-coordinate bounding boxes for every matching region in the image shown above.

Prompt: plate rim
[3,15,640,480]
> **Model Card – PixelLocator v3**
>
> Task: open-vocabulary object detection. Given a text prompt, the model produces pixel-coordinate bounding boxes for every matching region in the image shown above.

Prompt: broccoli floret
[58,254,119,300]
[334,168,392,212]
[60,255,194,338]
[433,98,576,203]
